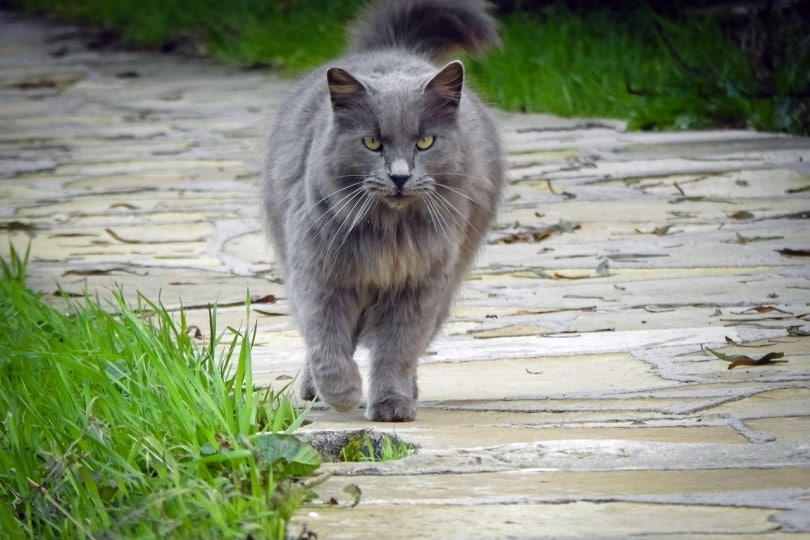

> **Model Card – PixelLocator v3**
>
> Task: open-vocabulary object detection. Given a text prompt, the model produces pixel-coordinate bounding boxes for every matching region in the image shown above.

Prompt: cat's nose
[389,173,411,189]
[389,158,411,189]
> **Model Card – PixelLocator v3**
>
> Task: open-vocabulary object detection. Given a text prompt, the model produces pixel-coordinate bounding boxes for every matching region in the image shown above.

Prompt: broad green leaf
[250,433,321,476]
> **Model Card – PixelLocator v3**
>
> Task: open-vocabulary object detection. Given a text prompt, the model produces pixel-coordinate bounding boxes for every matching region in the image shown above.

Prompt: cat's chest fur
[312,214,457,290]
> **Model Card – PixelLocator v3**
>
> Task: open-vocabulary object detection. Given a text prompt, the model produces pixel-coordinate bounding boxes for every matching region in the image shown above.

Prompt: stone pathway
[2,10,809,539]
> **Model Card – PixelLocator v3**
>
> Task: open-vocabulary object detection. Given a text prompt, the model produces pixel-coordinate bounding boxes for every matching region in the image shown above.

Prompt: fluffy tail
[348,0,501,63]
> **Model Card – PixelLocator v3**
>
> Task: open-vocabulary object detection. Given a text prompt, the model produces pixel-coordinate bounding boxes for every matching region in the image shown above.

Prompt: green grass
[14,0,808,133]
[0,244,321,539]
[17,0,360,71]
[465,5,808,133]
[337,431,412,463]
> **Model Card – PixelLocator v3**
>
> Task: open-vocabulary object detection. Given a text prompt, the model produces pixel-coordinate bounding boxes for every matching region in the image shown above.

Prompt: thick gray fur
[261,0,504,421]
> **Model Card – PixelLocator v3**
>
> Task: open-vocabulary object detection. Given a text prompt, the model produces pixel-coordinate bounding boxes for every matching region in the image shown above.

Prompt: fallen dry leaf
[253,294,277,304]
[703,346,787,370]
[185,325,203,339]
[497,221,581,244]
[252,308,285,317]
[552,272,591,280]
[728,233,783,244]
[0,221,39,231]
[778,248,810,257]
[635,225,673,236]
[735,305,793,315]
[61,267,144,277]
[727,210,755,220]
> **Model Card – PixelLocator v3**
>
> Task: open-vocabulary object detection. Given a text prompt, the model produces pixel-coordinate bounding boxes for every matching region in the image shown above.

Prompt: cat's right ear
[327,67,366,110]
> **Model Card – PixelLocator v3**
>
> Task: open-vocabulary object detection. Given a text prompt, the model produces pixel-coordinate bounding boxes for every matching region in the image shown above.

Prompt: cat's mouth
[379,190,419,209]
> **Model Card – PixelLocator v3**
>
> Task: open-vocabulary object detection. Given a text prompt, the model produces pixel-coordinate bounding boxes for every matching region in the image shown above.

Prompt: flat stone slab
[1,10,809,539]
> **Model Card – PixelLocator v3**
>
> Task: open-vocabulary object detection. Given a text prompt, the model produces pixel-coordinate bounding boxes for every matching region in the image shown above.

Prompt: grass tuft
[337,431,412,463]
[0,244,319,539]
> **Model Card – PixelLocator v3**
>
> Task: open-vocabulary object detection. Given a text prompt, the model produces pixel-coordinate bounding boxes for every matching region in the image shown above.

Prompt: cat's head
[324,61,465,213]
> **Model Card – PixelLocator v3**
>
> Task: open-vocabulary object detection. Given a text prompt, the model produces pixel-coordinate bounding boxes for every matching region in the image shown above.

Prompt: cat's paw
[366,395,416,422]
[299,369,318,402]
[318,379,363,412]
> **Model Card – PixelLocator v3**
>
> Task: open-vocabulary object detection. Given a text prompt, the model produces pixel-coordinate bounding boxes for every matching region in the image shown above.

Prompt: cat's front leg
[294,284,364,412]
[365,287,445,422]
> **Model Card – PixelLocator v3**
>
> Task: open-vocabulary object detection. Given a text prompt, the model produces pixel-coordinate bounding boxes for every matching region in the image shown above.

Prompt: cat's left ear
[425,61,464,109]
[327,67,366,110]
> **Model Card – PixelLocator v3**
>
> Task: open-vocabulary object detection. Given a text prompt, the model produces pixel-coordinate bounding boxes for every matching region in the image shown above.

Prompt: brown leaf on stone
[729,233,783,244]
[105,228,138,243]
[635,225,673,236]
[0,221,39,231]
[552,272,590,280]
[497,222,580,244]
[703,346,787,369]
[737,305,793,315]
[253,294,277,304]
[62,267,143,276]
[546,179,576,199]
[186,325,203,339]
[727,210,754,220]
[778,248,810,257]
[727,352,786,369]
[252,308,285,317]
[52,290,84,298]
[12,79,59,90]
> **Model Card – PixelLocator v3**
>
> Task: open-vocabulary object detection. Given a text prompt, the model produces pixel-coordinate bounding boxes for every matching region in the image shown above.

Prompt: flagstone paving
[1,10,809,540]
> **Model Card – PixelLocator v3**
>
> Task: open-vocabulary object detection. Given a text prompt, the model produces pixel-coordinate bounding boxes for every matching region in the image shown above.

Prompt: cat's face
[324,62,465,215]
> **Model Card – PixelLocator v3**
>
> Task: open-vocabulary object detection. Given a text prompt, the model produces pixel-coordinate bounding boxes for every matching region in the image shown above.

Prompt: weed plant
[337,431,411,463]
[0,245,320,539]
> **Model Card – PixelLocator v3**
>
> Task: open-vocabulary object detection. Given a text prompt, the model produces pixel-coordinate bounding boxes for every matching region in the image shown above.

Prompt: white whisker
[323,188,368,262]
[434,181,482,207]
[431,191,479,236]
[424,194,452,244]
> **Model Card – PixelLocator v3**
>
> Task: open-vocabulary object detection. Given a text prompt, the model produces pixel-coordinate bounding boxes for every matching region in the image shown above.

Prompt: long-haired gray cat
[262,0,504,421]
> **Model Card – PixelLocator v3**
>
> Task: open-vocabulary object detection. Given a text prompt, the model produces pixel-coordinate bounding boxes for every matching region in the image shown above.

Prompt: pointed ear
[327,67,365,109]
[425,61,464,108]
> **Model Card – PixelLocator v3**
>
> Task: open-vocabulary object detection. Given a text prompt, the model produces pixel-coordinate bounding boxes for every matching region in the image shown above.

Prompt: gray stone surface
[1,10,809,539]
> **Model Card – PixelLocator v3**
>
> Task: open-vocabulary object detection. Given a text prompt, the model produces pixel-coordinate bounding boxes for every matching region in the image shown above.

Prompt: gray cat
[261,0,504,421]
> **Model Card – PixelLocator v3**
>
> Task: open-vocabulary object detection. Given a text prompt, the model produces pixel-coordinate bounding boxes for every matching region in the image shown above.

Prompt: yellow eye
[362,136,382,151]
[416,135,434,150]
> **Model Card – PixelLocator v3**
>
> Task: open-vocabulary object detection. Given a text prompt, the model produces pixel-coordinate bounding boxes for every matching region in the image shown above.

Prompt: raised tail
[348,0,501,63]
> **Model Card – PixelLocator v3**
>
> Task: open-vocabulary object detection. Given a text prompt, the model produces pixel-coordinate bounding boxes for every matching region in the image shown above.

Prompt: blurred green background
[5,0,809,134]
